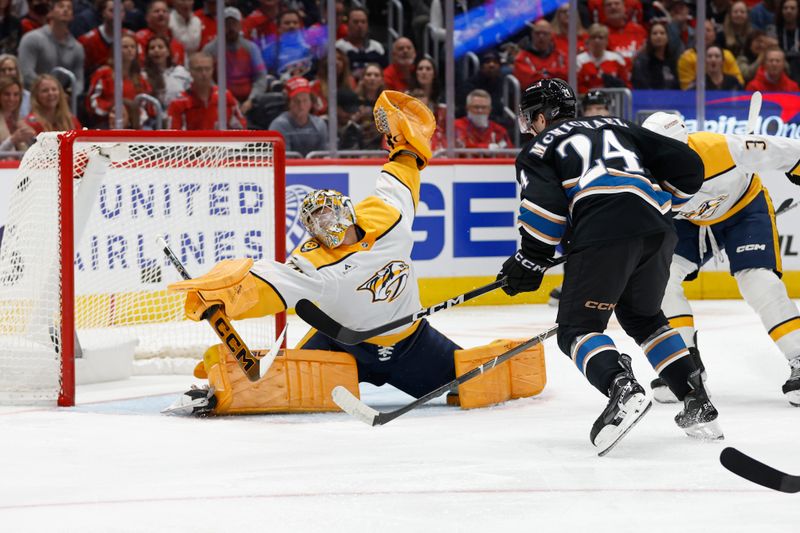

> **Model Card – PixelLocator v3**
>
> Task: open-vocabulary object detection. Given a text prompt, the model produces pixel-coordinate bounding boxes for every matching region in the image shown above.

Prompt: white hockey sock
[735,268,800,360]
[661,255,699,348]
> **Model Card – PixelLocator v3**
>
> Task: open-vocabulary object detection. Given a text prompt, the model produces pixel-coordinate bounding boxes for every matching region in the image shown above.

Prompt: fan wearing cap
[166,51,244,130]
[202,7,267,112]
[268,76,328,156]
[165,90,547,416]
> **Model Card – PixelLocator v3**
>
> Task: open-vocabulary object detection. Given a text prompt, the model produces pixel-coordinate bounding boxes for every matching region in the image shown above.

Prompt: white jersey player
[164,91,545,415]
[643,112,800,406]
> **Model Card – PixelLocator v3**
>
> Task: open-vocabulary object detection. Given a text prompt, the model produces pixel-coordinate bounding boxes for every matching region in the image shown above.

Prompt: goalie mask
[300,189,357,248]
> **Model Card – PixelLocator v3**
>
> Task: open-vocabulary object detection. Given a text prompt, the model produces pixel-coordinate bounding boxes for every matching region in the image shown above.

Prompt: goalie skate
[675,371,723,440]
[782,357,800,407]
[162,385,217,416]
[590,354,652,456]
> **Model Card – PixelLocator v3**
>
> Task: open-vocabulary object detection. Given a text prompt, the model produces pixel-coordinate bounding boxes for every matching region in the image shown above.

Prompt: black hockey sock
[585,350,625,396]
[658,354,698,400]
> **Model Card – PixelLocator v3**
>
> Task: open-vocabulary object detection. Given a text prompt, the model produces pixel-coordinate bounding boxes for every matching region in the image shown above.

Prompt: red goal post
[0,130,286,406]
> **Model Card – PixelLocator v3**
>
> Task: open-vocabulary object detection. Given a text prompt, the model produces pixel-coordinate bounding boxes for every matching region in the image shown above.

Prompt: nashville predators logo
[681,194,728,220]
[358,260,410,302]
[300,240,320,252]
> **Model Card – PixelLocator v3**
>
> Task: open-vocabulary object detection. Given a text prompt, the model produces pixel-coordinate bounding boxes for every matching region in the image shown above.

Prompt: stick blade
[747,91,762,134]
[332,386,380,426]
[720,447,800,493]
[295,299,342,338]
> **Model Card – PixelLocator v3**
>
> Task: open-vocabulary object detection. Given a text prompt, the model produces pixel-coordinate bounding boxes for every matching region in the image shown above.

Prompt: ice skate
[782,356,800,407]
[590,354,652,456]
[651,346,706,404]
[675,371,723,440]
[162,385,217,416]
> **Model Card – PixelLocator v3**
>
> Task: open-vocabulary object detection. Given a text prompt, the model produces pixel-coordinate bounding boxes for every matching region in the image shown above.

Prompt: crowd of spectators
[2,0,800,156]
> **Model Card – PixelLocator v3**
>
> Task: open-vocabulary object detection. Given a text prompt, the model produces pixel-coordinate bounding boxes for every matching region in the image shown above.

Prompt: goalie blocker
[190,337,546,415]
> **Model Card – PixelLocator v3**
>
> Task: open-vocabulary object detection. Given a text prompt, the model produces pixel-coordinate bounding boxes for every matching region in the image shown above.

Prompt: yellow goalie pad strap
[453,339,546,409]
[202,344,359,415]
[374,90,435,169]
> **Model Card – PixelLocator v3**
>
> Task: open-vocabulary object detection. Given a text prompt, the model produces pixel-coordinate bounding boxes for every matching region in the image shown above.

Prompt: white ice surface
[1,301,797,533]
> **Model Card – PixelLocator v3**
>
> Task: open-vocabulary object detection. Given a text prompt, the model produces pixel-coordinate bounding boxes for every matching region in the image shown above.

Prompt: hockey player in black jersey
[496,79,720,455]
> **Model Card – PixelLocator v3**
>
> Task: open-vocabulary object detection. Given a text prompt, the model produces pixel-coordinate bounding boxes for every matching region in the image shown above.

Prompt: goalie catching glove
[497,250,556,296]
[374,90,436,169]
[167,258,284,321]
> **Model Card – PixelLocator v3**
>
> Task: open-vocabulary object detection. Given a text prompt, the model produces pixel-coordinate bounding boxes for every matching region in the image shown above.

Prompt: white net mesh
[0,132,281,405]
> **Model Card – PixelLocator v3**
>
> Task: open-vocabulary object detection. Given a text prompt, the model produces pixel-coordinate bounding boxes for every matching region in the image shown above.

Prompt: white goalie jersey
[250,154,422,344]
[681,131,800,225]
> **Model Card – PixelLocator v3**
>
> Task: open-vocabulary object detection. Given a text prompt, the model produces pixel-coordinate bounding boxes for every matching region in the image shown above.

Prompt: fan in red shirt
[167,52,244,130]
[24,74,81,134]
[243,0,280,42]
[194,0,218,48]
[136,0,186,66]
[551,3,588,56]
[454,89,512,154]
[86,34,152,127]
[576,23,631,93]
[80,0,135,79]
[21,0,49,34]
[512,20,567,90]
[746,46,800,91]
[603,0,647,62]
[383,37,416,92]
[587,0,643,26]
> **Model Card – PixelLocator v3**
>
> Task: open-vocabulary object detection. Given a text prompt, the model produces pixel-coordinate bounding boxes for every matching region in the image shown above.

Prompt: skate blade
[683,419,724,441]
[785,390,800,407]
[161,396,208,415]
[596,394,653,457]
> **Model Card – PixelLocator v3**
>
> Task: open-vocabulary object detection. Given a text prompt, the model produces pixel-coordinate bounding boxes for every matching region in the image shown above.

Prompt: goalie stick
[720,447,800,493]
[295,255,566,345]
[157,236,264,382]
[332,325,558,426]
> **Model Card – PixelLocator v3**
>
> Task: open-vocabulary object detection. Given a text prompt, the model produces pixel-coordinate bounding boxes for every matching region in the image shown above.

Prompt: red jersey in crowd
[512,47,567,91]
[587,0,643,25]
[553,32,588,56]
[383,64,415,92]
[745,69,800,92]
[242,9,278,42]
[454,117,512,150]
[20,16,43,34]
[576,50,630,93]
[24,113,81,134]
[136,28,186,65]
[86,65,153,120]
[167,86,243,130]
[607,21,647,61]
[79,27,135,79]
[194,8,217,48]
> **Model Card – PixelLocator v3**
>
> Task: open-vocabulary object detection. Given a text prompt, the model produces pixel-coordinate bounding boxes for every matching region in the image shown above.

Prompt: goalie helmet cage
[0,130,287,406]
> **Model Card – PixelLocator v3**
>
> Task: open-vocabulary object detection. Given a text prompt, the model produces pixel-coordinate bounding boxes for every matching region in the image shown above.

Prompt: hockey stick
[295,255,566,345]
[776,197,798,217]
[720,447,800,493]
[332,325,558,426]
[747,91,762,134]
[157,236,262,382]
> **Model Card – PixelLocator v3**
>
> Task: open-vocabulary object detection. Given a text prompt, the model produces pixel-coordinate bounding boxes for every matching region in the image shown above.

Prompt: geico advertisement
[1,163,799,278]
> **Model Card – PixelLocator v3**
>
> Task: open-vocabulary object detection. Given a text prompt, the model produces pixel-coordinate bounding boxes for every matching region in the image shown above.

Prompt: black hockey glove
[497,250,552,296]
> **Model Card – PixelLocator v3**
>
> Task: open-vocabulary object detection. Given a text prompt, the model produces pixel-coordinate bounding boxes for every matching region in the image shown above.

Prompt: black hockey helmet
[518,78,577,134]
[582,89,610,110]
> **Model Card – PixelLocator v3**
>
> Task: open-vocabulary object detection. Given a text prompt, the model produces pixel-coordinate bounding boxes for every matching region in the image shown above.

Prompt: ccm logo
[413,295,465,321]
[736,244,766,252]
[585,300,616,310]
[214,317,256,371]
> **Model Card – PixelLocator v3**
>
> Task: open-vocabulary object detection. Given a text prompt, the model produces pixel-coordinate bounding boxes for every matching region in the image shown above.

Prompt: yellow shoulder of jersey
[688,131,736,179]
[292,197,402,269]
[381,154,420,209]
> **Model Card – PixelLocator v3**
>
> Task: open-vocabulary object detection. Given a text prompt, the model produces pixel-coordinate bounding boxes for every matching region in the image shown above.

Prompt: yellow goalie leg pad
[453,339,546,409]
[200,344,360,415]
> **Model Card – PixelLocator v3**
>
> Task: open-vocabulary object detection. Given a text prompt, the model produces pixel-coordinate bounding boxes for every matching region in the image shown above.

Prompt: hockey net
[0,130,286,406]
